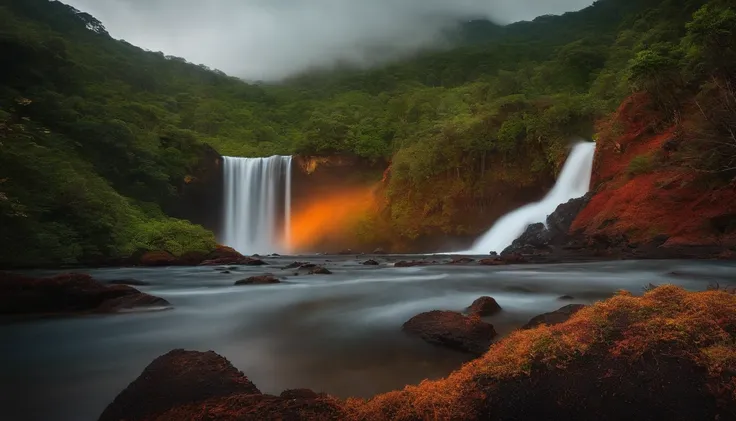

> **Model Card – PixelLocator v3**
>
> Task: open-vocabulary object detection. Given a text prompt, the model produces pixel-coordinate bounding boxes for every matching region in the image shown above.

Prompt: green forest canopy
[0,0,734,266]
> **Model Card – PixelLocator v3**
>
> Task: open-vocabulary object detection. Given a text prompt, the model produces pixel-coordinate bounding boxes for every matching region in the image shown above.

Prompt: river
[2,256,735,421]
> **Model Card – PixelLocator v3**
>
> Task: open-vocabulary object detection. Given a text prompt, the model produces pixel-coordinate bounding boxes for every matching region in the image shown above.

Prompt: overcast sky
[64,0,594,81]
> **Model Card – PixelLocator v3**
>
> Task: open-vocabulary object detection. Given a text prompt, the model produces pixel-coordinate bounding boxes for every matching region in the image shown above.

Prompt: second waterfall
[221,156,292,255]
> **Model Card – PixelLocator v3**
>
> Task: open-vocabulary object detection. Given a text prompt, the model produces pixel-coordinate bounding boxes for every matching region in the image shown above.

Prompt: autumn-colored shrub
[346,286,736,420]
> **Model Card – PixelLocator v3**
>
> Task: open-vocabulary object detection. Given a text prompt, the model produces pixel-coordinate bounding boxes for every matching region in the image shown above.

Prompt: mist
[64,0,594,81]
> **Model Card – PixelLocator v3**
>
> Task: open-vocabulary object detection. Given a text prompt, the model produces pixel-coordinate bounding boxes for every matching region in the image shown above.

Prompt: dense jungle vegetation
[0,0,734,266]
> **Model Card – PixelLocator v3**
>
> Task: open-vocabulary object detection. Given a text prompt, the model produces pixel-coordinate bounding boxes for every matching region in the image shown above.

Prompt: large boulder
[0,272,170,317]
[99,350,345,421]
[402,311,497,355]
[466,296,502,317]
[521,304,586,330]
[98,350,261,421]
[503,194,593,255]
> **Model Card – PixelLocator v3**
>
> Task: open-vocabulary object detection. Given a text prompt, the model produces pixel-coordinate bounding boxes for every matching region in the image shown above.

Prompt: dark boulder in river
[0,272,169,318]
[466,296,502,317]
[402,310,497,355]
[99,349,345,421]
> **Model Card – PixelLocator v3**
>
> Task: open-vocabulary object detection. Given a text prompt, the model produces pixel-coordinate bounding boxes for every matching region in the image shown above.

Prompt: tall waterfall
[221,156,293,255]
[465,142,596,254]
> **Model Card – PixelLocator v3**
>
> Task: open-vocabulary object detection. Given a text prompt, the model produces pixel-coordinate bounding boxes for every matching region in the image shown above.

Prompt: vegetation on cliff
[1,0,735,263]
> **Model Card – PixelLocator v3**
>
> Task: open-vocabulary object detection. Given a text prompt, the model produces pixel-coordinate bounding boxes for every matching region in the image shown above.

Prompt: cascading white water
[464,142,596,254]
[221,156,292,255]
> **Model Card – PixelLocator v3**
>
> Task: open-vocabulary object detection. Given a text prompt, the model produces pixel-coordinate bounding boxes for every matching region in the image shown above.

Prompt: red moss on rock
[139,251,177,266]
[402,310,497,355]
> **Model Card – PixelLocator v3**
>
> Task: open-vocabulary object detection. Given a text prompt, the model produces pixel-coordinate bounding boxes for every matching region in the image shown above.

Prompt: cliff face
[572,94,736,251]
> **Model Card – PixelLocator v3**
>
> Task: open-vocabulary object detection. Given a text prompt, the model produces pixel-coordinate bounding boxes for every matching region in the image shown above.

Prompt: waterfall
[464,142,596,254]
[221,156,293,255]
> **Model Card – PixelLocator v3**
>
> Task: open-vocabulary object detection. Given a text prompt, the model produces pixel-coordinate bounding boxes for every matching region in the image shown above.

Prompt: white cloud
[64,0,594,80]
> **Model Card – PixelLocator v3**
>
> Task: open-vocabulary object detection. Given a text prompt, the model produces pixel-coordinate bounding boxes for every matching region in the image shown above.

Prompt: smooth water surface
[2,257,735,421]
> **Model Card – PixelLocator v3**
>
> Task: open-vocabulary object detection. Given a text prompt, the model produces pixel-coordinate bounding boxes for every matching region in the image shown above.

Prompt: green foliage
[3,0,734,260]
[628,154,657,176]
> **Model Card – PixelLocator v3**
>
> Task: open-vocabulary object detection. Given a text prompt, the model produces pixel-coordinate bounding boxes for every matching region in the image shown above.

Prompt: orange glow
[286,186,376,252]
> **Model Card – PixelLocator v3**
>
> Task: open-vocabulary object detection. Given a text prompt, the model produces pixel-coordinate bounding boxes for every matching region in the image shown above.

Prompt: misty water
[2,256,736,421]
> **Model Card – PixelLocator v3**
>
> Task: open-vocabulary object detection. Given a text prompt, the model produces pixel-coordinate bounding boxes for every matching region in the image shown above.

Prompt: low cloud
[64,0,594,80]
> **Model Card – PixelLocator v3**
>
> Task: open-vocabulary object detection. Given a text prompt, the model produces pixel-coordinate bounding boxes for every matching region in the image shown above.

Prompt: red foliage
[573,94,736,247]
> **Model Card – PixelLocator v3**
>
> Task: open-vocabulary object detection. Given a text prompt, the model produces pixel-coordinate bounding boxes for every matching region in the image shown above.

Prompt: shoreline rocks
[402,310,497,355]
[99,349,345,421]
[0,272,170,318]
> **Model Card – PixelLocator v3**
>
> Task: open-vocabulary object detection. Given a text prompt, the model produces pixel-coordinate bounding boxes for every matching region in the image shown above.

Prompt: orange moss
[346,286,736,420]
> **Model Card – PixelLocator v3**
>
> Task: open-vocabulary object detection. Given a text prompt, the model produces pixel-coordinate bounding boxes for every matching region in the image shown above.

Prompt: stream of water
[2,256,734,421]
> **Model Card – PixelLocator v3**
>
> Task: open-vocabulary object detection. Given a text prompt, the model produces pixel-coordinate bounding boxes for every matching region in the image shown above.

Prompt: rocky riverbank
[97,285,736,420]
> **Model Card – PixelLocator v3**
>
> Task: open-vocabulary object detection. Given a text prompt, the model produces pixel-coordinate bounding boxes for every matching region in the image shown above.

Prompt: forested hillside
[1,0,734,266]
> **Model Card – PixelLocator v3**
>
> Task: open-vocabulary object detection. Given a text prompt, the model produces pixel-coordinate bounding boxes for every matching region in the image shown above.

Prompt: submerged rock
[522,304,586,330]
[309,266,332,275]
[362,259,380,266]
[235,275,281,286]
[402,310,497,355]
[283,261,308,270]
[0,272,169,317]
[467,296,502,317]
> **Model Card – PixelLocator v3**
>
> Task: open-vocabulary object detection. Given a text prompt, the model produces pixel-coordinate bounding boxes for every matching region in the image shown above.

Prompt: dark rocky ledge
[0,272,170,320]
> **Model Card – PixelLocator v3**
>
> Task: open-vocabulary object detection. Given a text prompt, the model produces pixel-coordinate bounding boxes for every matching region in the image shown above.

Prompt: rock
[559,295,575,300]
[226,266,238,270]
[402,310,497,355]
[507,223,551,254]
[221,270,231,274]
[200,257,267,266]
[394,260,431,268]
[466,296,502,317]
[139,251,177,267]
[177,251,208,265]
[362,259,380,266]
[98,349,261,421]
[270,253,281,257]
[283,261,308,270]
[489,251,498,256]
[480,257,507,266]
[522,304,586,330]
[309,266,332,275]
[280,389,320,399]
[299,263,318,270]
[450,257,475,264]
[0,272,170,317]
[502,194,593,256]
[107,279,150,287]
[252,254,261,257]
[235,275,281,286]
[501,253,528,264]
[373,248,387,254]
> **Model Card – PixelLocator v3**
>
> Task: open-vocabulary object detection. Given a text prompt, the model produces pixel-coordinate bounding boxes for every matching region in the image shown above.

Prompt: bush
[628,154,656,176]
